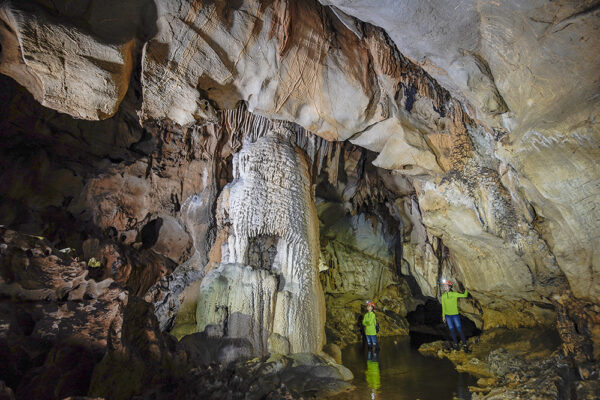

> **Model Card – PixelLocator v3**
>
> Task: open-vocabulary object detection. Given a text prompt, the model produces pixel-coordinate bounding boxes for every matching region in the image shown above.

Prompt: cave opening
[312,140,486,357]
[140,218,163,249]
[315,143,415,348]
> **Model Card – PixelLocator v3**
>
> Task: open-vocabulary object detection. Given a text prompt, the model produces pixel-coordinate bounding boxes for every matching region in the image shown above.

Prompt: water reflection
[329,336,475,400]
[365,349,381,398]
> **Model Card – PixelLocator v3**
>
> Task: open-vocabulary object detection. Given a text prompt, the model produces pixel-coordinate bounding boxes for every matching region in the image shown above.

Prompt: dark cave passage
[407,298,481,348]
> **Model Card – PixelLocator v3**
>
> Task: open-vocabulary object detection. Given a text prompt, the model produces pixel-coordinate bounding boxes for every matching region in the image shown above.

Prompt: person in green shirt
[441,280,470,352]
[362,301,378,350]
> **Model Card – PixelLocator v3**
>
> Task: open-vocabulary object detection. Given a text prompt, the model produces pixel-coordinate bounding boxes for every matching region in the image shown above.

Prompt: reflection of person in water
[365,349,380,398]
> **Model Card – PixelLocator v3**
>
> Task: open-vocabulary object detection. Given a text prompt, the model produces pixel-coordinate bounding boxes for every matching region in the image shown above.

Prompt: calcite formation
[0,0,599,397]
[196,128,325,355]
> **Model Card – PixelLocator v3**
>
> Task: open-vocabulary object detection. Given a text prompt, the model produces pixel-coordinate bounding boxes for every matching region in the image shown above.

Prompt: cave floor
[329,336,476,400]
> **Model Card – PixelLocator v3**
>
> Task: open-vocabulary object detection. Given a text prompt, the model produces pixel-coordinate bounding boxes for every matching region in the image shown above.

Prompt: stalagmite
[196,126,326,355]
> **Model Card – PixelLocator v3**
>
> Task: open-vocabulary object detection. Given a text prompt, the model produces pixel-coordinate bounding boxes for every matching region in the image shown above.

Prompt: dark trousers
[366,334,378,347]
[446,314,467,344]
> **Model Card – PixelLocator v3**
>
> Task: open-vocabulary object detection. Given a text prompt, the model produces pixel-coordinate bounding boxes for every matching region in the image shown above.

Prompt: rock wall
[314,144,414,345]
[318,0,599,325]
[0,0,598,393]
[318,203,411,344]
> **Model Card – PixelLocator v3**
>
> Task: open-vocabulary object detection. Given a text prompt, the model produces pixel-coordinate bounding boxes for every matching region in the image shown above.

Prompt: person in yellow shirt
[362,301,378,350]
[441,280,470,352]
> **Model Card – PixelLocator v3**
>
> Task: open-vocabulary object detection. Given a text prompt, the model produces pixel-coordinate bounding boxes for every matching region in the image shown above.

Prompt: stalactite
[217,103,341,184]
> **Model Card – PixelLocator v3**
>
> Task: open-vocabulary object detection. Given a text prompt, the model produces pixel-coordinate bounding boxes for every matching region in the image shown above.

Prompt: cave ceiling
[0,0,599,321]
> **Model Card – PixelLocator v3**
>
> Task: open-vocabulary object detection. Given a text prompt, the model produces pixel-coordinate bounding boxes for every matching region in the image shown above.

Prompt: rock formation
[316,145,414,345]
[319,0,600,324]
[196,127,325,355]
[0,0,598,398]
[0,228,127,399]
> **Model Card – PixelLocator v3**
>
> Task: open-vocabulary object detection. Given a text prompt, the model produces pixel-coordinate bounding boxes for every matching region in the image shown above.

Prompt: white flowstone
[196,263,278,355]
[196,128,326,355]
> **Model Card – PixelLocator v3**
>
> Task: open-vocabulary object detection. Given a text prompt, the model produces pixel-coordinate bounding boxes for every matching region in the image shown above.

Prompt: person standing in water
[441,280,470,352]
[363,301,379,351]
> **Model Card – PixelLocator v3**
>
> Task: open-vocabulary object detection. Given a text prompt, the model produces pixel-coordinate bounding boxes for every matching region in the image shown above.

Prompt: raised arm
[457,289,469,298]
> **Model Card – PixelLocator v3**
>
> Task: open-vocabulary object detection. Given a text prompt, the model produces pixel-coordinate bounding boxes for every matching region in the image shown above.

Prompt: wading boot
[462,344,471,353]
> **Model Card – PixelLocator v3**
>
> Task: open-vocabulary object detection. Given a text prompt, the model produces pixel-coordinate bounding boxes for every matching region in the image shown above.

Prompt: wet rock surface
[419,328,600,399]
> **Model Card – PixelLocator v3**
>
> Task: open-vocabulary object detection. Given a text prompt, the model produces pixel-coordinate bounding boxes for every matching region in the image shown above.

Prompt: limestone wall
[0,0,598,356]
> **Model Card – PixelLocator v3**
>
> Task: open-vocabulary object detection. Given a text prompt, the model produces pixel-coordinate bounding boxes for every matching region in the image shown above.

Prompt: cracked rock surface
[0,0,598,398]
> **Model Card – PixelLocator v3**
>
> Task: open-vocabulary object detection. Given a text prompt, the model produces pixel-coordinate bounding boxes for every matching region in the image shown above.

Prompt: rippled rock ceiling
[0,0,598,399]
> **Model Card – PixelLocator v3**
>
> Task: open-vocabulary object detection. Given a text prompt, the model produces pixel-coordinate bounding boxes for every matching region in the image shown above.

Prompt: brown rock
[0,229,128,398]
[323,343,343,364]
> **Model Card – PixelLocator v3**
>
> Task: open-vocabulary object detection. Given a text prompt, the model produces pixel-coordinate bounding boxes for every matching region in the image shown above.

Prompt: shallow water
[329,336,476,400]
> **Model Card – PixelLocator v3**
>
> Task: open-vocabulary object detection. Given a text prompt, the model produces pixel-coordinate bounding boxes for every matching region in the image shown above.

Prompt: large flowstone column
[196,127,326,355]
